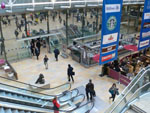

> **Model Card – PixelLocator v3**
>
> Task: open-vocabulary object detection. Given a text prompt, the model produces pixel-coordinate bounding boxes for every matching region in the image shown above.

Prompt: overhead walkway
[0,0,144,15]
[105,66,150,113]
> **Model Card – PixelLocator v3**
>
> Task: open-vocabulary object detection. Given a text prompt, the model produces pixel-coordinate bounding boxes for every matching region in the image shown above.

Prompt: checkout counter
[68,33,139,67]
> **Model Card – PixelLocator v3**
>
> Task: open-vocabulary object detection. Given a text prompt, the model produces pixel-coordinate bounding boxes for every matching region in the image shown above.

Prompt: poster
[99,0,123,65]
[138,0,150,50]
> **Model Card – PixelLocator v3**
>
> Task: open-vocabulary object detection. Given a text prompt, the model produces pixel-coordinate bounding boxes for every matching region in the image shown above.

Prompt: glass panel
[105,66,150,113]
[0,76,71,98]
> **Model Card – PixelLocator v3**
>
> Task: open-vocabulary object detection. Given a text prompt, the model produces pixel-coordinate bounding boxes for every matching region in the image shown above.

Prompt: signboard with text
[138,0,150,50]
[100,0,123,65]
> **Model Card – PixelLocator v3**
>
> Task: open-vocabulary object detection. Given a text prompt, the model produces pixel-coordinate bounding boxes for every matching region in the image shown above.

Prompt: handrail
[59,88,79,103]
[126,82,150,105]
[0,75,71,91]
[109,68,150,113]
[105,66,148,112]
[0,82,71,100]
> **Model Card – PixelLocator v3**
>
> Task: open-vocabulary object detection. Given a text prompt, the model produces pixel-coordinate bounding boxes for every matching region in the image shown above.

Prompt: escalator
[105,66,150,113]
[0,76,94,112]
[0,75,71,96]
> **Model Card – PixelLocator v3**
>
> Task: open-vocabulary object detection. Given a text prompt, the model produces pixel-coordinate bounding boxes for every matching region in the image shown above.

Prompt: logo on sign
[105,4,120,13]
[101,53,115,62]
[142,31,150,38]
[107,16,117,31]
[102,45,116,54]
[144,13,150,20]
[139,40,149,48]
[143,22,150,29]
[103,33,118,45]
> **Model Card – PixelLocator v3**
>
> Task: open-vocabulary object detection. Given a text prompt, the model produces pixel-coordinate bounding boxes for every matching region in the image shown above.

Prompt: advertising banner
[138,0,150,50]
[100,0,123,65]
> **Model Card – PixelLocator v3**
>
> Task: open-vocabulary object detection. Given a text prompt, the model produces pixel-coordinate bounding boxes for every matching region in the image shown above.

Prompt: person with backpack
[43,55,49,69]
[67,64,74,82]
[109,83,119,101]
[85,79,95,101]
[52,96,60,113]
[54,48,60,61]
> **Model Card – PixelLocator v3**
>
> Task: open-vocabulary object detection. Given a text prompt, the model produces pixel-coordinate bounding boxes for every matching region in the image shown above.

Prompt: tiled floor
[4,48,125,113]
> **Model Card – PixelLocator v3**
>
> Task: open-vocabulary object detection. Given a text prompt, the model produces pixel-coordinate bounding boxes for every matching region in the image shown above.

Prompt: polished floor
[0,48,125,113]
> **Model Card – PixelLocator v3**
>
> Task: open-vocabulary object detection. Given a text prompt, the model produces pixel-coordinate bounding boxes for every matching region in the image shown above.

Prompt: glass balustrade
[0,75,71,98]
[105,66,150,113]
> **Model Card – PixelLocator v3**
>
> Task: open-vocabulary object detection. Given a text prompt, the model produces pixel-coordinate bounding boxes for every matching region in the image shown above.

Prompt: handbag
[72,72,75,75]
[92,90,96,97]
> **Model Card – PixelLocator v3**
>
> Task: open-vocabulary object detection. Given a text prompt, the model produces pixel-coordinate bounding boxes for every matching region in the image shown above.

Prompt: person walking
[44,55,49,69]
[54,48,60,61]
[85,79,95,101]
[30,43,35,56]
[52,97,60,113]
[109,83,119,101]
[14,30,19,39]
[35,47,40,60]
[67,64,74,82]
[36,40,41,54]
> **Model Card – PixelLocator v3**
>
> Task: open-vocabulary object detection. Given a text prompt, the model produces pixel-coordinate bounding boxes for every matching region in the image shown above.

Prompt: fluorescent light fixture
[60,6,70,8]
[87,4,98,7]
[26,8,35,11]
[74,5,85,7]
[44,7,54,9]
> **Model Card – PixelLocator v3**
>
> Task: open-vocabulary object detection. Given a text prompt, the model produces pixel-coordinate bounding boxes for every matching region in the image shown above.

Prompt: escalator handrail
[105,66,150,112]
[126,82,150,106]
[0,75,71,91]
[59,88,80,103]
[109,68,150,113]
[0,82,70,100]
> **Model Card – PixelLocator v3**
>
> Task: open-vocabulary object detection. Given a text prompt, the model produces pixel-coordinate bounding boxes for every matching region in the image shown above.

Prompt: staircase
[125,105,147,113]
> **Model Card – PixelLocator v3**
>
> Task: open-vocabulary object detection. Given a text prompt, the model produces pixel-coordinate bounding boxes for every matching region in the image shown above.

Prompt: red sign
[101,53,115,62]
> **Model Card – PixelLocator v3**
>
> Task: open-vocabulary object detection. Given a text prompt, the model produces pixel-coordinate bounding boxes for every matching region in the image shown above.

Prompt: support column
[96,8,99,34]
[135,5,141,31]
[82,9,85,37]
[24,14,28,37]
[127,6,131,34]
[47,11,51,53]
[66,10,69,46]
[0,16,7,61]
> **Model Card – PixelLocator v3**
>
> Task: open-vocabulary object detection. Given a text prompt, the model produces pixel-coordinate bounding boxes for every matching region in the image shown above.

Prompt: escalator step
[12,109,19,113]
[0,107,5,113]
[19,110,26,113]
[5,108,12,113]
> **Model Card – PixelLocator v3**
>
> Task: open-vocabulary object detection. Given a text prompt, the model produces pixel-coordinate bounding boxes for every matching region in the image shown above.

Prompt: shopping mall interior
[0,0,150,113]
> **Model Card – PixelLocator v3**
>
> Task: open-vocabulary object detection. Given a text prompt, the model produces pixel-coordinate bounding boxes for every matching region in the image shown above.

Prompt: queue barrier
[108,68,131,86]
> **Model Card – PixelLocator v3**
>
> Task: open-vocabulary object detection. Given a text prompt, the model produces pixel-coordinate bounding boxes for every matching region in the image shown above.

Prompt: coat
[67,66,73,76]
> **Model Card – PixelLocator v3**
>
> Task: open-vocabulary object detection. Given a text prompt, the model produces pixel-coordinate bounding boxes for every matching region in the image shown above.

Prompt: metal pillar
[127,6,131,34]
[24,14,28,37]
[46,11,51,53]
[82,9,85,37]
[0,16,7,61]
[66,10,69,46]
[135,5,141,31]
[96,8,99,34]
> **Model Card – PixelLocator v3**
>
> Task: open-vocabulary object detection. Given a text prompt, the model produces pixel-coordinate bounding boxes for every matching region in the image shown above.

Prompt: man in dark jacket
[54,48,60,61]
[85,79,95,101]
[35,47,40,60]
[36,40,41,54]
[43,55,49,69]
[67,64,74,82]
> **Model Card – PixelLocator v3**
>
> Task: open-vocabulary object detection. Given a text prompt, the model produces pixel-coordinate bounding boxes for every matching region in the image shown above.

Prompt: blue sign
[99,0,123,65]
[138,0,150,50]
